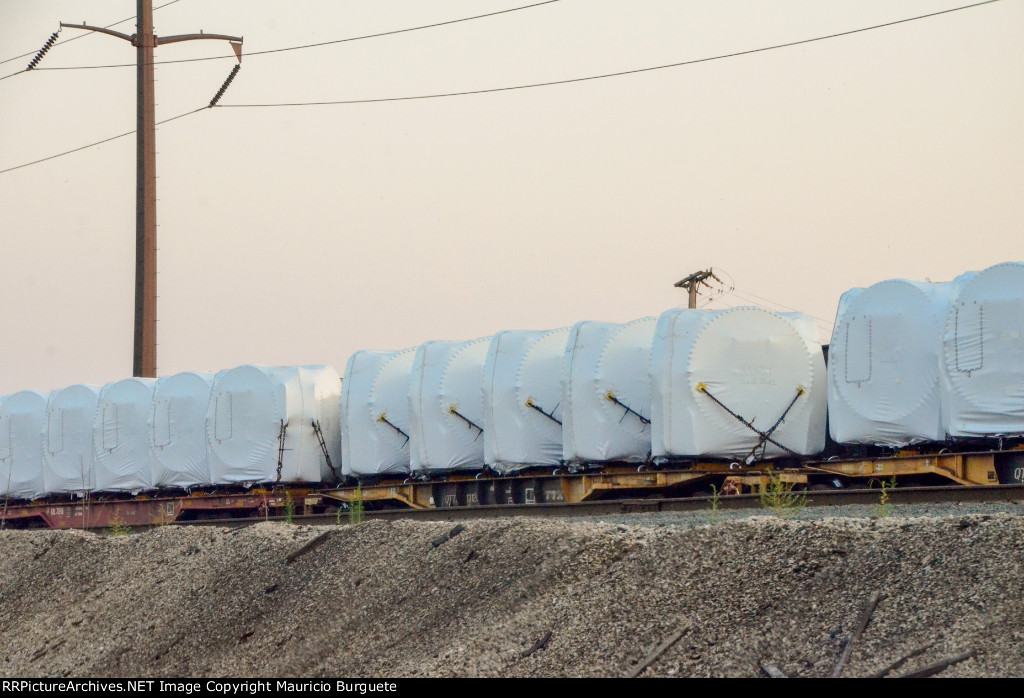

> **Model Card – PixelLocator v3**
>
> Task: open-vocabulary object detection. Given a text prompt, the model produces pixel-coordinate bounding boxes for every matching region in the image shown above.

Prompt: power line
[0,0,183,67]
[0,107,205,175]
[0,0,1005,175]
[706,292,835,335]
[729,289,836,328]
[214,0,1004,108]
[32,0,565,71]
[729,288,835,326]
[701,272,835,326]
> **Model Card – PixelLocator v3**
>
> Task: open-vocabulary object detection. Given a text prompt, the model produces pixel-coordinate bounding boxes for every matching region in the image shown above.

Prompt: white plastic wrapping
[561,318,656,464]
[42,384,102,494]
[0,391,50,500]
[483,328,571,472]
[828,280,952,446]
[207,365,341,484]
[942,262,1024,436]
[408,338,492,473]
[651,307,826,459]
[93,378,157,492]
[340,349,417,477]
[150,372,215,488]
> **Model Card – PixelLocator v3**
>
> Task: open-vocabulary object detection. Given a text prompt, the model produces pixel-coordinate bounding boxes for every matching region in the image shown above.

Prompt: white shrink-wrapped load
[150,372,215,488]
[942,262,1024,436]
[408,338,492,473]
[561,318,656,464]
[207,365,341,485]
[93,378,157,492]
[828,279,952,446]
[0,391,50,500]
[483,328,571,472]
[651,307,826,460]
[42,384,102,494]
[340,349,417,477]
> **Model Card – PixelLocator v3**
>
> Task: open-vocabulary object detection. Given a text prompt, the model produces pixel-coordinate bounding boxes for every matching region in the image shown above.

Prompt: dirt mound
[0,514,1021,677]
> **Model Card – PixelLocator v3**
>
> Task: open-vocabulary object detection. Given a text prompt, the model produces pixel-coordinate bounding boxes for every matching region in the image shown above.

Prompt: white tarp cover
[207,365,341,484]
[828,279,952,446]
[150,371,215,488]
[483,328,570,472]
[408,338,491,473]
[561,317,656,464]
[42,384,101,494]
[0,390,50,500]
[942,262,1024,436]
[94,378,157,492]
[341,349,417,477]
[651,307,826,459]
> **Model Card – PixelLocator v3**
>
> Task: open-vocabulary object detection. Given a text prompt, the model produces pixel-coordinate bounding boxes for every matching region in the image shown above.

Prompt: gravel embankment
[0,511,1021,678]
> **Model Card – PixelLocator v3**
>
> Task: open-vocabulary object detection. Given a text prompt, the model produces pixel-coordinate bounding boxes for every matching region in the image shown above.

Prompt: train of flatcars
[3,261,1024,528]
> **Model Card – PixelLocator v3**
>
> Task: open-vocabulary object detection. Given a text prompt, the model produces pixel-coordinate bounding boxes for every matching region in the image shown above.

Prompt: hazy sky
[1,0,1022,396]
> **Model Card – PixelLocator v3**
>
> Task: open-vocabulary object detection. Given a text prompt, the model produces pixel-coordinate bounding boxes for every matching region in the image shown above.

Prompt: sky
[1,0,1022,396]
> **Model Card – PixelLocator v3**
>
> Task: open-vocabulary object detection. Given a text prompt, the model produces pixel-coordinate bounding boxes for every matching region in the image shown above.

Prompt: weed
[758,469,807,518]
[284,491,295,525]
[152,501,180,527]
[875,476,897,518]
[107,514,131,536]
[349,486,365,526]
[709,483,721,523]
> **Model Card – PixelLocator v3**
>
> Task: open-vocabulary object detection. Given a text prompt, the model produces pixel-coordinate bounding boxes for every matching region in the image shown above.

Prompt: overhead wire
[710,268,834,326]
[213,0,1005,108]
[0,107,205,175]
[701,292,834,340]
[0,0,1006,174]
[729,288,835,326]
[32,0,566,71]
[696,285,835,332]
[0,0,184,67]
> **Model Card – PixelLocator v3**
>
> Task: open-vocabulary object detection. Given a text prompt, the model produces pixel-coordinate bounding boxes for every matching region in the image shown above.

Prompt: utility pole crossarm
[58,23,244,51]
[158,33,243,45]
[59,23,133,43]
[674,269,722,309]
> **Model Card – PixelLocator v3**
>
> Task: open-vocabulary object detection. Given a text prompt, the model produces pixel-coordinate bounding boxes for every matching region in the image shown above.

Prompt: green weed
[759,469,807,518]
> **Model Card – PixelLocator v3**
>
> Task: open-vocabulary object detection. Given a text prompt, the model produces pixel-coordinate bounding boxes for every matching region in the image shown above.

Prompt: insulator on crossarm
[26,31,59,70]
[208,64,241,107]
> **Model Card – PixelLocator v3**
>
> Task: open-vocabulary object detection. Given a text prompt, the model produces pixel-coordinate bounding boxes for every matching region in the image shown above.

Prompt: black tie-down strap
[448,406,484,441]
[525,398,562,426]
[311,420,340,480]
[276,419,287,483]
[696,383,805,463]
[377,413,410,446]
[605,392,650,426]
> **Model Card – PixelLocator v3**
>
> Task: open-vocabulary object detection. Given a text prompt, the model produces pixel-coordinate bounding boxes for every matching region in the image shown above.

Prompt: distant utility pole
[61,2,242,378]
[674,269,721,309]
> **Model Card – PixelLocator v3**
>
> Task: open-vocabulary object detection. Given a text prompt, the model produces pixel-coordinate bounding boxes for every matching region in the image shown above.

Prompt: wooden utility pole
[674,269,721,309]
[61,2,242,377]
